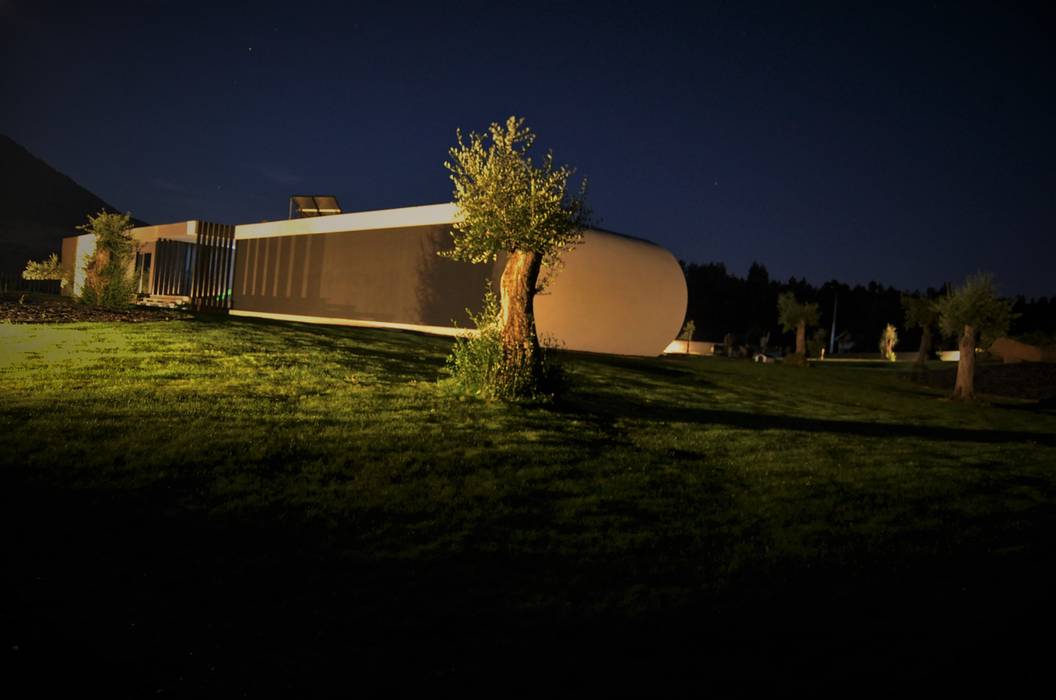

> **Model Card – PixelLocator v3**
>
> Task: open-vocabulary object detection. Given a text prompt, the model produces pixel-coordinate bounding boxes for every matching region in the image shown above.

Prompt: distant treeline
[682,261,1056,353]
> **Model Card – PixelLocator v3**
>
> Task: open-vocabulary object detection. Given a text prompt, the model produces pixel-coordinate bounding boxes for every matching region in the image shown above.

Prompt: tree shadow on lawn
[207,317,453,378]
[559,388,1056,447]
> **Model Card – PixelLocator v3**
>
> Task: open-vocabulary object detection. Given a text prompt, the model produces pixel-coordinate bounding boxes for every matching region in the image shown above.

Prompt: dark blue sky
[3,0,1053,296]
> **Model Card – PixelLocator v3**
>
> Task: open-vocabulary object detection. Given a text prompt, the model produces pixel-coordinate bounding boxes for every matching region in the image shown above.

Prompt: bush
[879,323,899,361]
[445,287,565,401]
[22,253,71,289]
[79,211,137,308]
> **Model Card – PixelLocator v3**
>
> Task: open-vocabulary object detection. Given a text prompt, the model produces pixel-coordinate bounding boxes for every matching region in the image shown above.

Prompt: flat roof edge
[235,202,459,240]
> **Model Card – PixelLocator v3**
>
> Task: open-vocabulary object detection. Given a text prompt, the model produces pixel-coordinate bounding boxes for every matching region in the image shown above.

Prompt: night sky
[2,0,1053,297]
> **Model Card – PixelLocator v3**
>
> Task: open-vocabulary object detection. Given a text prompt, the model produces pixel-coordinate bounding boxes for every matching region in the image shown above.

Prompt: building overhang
[235,203,459,241]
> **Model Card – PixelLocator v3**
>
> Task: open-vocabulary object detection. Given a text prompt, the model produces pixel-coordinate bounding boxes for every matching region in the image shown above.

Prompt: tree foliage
[902,293,938,367]
[902,294,939,330]
[22,253,70,288]
[934,273,1014,346]
[443,116,590,264]
[776,292,819,332]
[79,210,137,307]
[777,292,819,361]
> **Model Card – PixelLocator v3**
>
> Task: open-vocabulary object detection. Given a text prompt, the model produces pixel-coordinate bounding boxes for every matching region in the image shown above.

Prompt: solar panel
[289,195,342,218]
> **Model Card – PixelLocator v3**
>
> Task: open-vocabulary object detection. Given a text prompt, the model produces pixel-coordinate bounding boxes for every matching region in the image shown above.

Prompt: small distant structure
[288,195,342,219]
[664,339,720,356]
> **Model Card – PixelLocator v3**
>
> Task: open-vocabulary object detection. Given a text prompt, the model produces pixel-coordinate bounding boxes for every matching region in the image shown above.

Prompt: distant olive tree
[934,273,1014,400]
[902,294,940,368]
[79,211,137,307]
[777,292,819,362]
[879,323,898,361]
[22,253,71,289]
[678,320,696,341]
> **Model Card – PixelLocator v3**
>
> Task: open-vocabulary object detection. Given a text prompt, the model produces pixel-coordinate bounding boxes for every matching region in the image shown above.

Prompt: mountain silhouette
[0,134,146,276]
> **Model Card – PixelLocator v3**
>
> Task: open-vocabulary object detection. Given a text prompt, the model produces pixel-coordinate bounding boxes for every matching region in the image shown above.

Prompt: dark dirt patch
[913,361,1056,401]
[0,293,191,324]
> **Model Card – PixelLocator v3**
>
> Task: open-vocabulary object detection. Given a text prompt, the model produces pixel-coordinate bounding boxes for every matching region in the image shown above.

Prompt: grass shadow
[562,387,1056,446]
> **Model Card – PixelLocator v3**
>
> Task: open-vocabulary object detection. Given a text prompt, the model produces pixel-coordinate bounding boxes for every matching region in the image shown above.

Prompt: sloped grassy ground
[2,318,1055,692]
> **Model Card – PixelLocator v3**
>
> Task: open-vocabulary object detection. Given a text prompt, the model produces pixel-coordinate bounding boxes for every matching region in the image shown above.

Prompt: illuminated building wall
[230,204,687,356]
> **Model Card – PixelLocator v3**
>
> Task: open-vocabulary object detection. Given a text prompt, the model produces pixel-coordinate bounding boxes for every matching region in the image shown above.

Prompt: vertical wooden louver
[152,239,195,297]
[190,221,236,312]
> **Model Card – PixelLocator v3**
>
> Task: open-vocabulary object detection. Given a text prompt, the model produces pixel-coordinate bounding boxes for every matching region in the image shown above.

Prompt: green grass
[2,318,1055,691]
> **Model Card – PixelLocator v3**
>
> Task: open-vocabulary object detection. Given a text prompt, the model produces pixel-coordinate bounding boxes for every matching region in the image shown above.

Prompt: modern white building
[62,203,688,356]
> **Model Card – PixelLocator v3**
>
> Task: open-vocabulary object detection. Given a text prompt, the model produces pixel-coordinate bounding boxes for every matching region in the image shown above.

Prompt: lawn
[2,317,1055,692]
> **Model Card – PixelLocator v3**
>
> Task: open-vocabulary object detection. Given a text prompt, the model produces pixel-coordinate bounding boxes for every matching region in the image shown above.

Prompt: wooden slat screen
[151,239,195,297]
[190,222,236,312]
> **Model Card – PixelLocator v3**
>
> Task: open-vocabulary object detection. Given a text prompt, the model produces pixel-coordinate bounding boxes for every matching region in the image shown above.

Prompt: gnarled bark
[498,249,543,393]
[795,320,807,355]
[952,323,976,400]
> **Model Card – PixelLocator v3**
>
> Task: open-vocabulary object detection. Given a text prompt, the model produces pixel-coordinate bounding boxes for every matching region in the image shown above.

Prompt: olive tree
[902,294,939,368]
[444,116,590,398]
[777,292,819,359]
[934,273,1013,400]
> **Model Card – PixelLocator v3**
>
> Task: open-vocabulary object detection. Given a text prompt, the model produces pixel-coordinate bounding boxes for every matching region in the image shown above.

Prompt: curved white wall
[537,230,687,356]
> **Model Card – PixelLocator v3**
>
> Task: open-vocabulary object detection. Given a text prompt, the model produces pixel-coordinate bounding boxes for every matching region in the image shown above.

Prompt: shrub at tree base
[445,287,564,401]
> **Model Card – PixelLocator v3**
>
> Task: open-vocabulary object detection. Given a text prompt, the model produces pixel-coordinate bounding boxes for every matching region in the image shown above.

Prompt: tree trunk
[498,249,543,393]
[85,247,111,305]
[796,320,806,355]
[952,324,975,400]
[915,325,932,367]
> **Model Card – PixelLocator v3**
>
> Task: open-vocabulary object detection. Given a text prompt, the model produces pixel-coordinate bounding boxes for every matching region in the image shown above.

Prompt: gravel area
[1,293,191,323]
